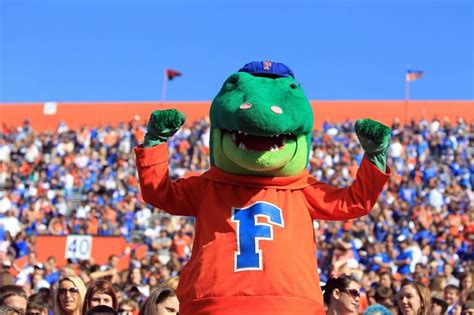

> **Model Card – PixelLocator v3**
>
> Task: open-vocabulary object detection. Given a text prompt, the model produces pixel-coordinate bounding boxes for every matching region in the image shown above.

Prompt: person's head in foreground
[396,280,431,315]
[430,296,448,315]
[323,273,361,315]
[117,299,139,315]
[0,285,28,314]
[0,305,23,315]
[83,279,118,314]
[462,300,474,315]
[85,305,118,315]
[363,304,393,315]
[54,276,87,315]
[138,287,179,315]
[26,299,49,315]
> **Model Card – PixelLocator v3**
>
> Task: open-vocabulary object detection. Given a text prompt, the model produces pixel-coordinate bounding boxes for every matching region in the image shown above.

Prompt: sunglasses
[341,289,360,299]
[59,287,79,296]
[118,310,134,315]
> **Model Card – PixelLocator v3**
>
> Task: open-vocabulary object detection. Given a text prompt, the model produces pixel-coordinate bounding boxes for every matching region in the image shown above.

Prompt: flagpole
[404,77,410,124]
[161,68,168,101]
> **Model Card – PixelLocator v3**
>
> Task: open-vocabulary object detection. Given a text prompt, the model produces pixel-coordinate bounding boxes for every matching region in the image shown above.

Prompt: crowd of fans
[0,113,472,314]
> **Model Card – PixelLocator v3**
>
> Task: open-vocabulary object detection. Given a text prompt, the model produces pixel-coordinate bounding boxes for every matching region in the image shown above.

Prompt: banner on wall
[29,235,147,270]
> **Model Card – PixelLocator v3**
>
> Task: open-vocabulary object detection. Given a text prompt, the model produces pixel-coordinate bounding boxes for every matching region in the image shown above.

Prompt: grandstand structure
[0,100,473,313]
[1,100,473,132]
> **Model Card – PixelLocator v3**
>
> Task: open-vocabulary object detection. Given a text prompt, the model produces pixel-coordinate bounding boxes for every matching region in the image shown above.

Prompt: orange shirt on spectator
[172,231,192,259]
[88,217,99,235]
[448,213,466,236]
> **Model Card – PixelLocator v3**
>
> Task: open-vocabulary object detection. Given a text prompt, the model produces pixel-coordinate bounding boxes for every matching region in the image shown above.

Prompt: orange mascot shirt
[135,144,390,315]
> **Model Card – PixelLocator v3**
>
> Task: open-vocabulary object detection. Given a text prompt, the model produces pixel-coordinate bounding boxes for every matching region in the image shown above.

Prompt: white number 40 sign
[65,235,92,260]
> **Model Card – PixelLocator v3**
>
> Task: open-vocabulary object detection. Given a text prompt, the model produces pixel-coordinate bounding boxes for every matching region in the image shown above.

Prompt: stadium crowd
[0,113,473,314]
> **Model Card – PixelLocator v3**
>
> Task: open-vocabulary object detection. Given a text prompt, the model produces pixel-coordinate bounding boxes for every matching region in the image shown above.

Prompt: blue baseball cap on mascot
[238,61,295,78]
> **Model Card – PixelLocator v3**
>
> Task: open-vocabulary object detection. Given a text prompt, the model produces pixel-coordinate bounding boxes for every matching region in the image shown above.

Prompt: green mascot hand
[144,109,186,148]
[355,118,391,172]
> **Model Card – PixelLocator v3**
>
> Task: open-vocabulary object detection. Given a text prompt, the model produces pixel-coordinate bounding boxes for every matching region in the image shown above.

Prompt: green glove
[143,109,186,148]
[355,118,391,172]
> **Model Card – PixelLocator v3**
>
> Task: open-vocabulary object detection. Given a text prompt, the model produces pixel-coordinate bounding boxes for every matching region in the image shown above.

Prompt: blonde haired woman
[54,275,87,315]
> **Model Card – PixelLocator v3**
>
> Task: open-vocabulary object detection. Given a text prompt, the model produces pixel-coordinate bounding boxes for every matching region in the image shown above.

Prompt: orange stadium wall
[1,100,473,132]
[16,235,147,270]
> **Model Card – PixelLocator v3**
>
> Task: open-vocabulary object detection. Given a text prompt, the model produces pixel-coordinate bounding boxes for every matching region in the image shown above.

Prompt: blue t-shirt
[396,249,413,275]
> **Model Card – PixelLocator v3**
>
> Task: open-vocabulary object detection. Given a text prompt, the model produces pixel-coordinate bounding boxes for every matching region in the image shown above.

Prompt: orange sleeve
[134,144,205,216]
[303,157,391,220]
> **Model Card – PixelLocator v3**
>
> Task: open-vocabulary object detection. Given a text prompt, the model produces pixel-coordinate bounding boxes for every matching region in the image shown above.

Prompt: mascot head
[209,61,314,176]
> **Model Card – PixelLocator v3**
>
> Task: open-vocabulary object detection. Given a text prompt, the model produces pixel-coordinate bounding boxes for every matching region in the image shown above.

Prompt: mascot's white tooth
[239,143,247,150]
[232,133,237,141]
[271,145,279,151]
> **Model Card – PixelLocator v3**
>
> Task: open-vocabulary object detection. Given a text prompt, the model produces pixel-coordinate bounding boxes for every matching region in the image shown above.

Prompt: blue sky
[1,0,472,103]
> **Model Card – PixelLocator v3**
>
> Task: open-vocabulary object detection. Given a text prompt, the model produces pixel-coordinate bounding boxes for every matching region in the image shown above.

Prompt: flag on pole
[166,69,182,80]
[406,69,424,82]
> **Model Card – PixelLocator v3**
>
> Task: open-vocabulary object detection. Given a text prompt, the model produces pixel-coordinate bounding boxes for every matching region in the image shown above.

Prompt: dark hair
[138,287,177,315]
[27,299,49,313]
[83,279,118,315]
[85,305,118,315]
[322,274,358,305]
[0,285,28,306]
[444,284,461,294]
[374,285,394,305]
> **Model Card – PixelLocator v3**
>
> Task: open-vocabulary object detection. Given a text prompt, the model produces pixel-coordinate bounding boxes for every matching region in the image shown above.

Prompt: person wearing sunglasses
[396,280,431,315]
[322,273,361,315]
[54,276,87,315]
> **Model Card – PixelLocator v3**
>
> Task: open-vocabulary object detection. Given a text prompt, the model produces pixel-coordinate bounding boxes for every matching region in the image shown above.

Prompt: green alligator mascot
[135,61,391,314]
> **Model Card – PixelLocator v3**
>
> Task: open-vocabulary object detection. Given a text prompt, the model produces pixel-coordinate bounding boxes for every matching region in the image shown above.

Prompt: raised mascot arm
[355,118,391,172]
[143,109,186,147]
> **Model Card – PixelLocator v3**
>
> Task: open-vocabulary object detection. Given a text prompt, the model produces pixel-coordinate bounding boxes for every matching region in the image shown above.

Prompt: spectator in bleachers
[138,287,179,315]
[26,299,49,315]
[444,284,462,315]
[82,279,118,314]
[431,296,449,315]
[117,299,139,315]
[0,285,28,314]
[55,275,87,315]
[0,115,472,313]
[396,280,431,315]
[323,273,361,315]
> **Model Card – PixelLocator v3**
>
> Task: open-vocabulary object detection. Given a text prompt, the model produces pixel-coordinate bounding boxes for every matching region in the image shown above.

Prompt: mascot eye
[225,75,239,90]
[289,83,298,89]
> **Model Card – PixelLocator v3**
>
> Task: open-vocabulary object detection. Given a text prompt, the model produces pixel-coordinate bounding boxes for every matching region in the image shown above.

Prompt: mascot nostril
[270,105,283,114]
[239,103,252,110]
[135,60,392,314]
